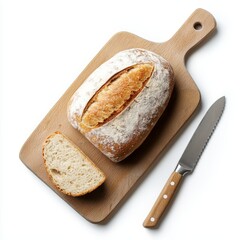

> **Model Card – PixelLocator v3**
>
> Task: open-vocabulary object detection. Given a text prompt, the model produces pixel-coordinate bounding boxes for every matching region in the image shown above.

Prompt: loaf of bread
[68,48,174,162]
[42,132,106,196]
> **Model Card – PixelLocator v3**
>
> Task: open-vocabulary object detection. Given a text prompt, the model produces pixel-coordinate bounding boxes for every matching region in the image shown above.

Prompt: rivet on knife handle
[143,172,182,228]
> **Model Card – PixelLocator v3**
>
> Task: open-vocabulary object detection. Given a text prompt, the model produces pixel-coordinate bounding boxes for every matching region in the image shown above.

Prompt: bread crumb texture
[42,132,105,196]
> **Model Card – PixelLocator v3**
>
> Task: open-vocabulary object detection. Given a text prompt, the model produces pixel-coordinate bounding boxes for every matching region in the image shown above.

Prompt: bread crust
[42,131,106,197]
[80,63,154,132]
[68,48,174,162]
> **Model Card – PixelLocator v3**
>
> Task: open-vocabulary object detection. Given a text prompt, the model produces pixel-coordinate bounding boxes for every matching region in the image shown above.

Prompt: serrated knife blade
[143,96,225,228]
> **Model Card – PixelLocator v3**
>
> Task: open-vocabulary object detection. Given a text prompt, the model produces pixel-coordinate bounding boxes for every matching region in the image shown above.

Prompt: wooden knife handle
[143,171,183,228]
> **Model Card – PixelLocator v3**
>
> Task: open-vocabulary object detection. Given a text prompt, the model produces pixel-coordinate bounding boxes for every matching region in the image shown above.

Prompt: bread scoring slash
[68,48,175,162]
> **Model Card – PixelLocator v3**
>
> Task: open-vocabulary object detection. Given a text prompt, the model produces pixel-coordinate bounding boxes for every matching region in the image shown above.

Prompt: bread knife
[143,96,225,228]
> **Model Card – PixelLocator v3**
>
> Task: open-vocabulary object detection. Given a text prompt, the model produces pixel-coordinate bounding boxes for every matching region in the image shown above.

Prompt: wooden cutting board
[19,8,216,223]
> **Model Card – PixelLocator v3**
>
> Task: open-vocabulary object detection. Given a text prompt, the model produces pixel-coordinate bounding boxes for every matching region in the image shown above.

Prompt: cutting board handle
[165,8,216,58]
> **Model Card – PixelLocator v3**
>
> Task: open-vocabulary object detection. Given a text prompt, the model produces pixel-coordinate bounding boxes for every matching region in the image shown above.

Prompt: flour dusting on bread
[68,48,174,162]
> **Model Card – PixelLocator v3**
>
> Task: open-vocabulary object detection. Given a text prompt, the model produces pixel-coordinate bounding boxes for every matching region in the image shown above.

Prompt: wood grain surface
[19,8,216,223]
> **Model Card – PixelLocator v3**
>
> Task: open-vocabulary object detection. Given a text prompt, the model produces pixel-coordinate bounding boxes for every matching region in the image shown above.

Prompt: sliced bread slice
[42,131,106,197]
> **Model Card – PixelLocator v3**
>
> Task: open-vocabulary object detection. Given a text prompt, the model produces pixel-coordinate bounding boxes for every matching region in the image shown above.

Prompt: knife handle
[143,171,183,228]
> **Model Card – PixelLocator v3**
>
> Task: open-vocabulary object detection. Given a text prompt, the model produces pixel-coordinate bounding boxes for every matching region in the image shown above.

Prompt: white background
[1,0,239,239]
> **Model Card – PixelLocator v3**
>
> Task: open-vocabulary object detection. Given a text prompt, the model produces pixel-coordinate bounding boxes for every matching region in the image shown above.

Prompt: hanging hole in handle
[193,22,202,30]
